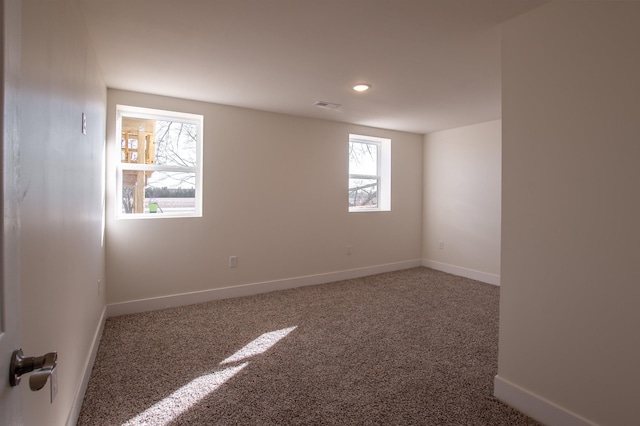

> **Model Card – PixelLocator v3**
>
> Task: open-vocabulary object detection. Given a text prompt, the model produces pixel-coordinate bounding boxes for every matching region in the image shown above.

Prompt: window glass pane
[121,117,197,168]
[349,142,378,176]
[121,117,154,165]
[121,169,146,213]
[349,178,378,208]
[121,137,139,163]
[121,170,196,215]
[154,121,198,167]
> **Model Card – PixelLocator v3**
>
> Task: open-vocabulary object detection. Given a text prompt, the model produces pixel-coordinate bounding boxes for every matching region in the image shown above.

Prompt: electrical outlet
[229,256,238,268]
[439,241,444,250]
[346,245,352,255]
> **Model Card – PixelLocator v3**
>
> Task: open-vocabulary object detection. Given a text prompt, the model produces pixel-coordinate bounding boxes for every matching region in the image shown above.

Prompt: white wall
[498,2,640,425]
[19,0,106,424]
[106,90,423,307]
[423,120,501,284]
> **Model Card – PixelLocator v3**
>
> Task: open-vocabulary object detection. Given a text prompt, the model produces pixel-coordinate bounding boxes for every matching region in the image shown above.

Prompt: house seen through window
[117,105,203,218]
[348,134,391,212]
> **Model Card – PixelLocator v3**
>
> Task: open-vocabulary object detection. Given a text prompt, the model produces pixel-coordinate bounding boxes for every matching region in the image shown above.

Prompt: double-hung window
[348,134,391,212]
[116,105,203,218]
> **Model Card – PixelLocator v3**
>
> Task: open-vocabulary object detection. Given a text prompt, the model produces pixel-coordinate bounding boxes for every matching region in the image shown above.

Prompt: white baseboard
[494,375,597,426]
[66,306,107,426]
[106,260,423,317]
[421,259,500,286]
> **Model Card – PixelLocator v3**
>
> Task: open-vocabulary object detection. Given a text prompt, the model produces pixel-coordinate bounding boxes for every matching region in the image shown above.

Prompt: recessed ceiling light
[353,84,371,92]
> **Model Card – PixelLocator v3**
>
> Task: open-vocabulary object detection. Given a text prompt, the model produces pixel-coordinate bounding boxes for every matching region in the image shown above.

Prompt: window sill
[348,208,390,213]
[116,212,202,220]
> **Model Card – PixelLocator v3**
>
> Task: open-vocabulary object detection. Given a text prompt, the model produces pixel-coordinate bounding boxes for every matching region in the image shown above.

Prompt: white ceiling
[79,0,547,134]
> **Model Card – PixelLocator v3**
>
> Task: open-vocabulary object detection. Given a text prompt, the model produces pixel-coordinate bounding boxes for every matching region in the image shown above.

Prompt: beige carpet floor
[78,267,540,425]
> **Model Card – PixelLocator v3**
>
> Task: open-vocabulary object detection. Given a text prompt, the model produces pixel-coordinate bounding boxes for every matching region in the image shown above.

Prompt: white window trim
[115,105,204,219]
[349,134,391,212]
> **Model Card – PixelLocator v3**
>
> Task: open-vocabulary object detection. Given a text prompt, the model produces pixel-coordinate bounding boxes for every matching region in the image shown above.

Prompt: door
[0,0,23,423]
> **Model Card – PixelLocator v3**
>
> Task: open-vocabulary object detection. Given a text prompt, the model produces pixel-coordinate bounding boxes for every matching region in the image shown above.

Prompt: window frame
[348,134,391,212]
[115,105,204,219]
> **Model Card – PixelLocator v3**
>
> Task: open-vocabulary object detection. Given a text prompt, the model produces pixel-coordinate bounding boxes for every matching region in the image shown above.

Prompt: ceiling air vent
[314,101,342,111]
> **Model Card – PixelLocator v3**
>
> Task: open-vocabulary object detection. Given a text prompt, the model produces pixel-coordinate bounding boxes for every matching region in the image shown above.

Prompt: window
[116,105,203,218]
[348,134,391,212]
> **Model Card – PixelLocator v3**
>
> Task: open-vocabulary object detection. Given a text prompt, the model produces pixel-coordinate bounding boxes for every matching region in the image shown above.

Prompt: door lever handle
[9,349,57,388]
[29,366,56,391]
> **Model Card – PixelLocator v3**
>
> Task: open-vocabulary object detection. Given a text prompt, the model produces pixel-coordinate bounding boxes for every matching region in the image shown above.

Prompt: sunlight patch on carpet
[221,326,298,364]
[123,326,297,425]
[122,362,248,426]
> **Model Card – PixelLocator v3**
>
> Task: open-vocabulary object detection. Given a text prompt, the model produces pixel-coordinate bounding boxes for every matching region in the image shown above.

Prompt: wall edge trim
[421,259,500,285]
[66,305,107,426]
[106,260,423,317]
[494,375,598,426]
